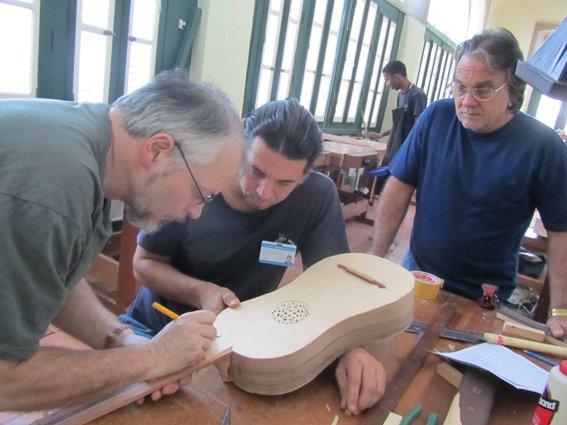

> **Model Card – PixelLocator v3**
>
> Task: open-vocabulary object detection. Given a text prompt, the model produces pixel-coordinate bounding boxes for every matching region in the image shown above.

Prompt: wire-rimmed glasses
[174,142,215,205]
[448,81,508,102]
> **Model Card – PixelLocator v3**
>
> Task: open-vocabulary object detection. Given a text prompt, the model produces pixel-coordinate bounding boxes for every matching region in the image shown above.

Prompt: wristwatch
[548,308,567,318]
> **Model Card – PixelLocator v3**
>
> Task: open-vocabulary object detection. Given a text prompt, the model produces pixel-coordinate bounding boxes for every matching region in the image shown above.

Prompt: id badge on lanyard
[258,234,297,267]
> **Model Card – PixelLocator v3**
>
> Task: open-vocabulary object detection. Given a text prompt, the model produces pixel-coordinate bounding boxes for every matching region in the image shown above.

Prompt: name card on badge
[259,240,297,267]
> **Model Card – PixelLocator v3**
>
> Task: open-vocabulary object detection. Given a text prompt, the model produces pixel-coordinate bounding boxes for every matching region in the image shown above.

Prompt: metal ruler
[407,321,484,343]
[360,302,458,425]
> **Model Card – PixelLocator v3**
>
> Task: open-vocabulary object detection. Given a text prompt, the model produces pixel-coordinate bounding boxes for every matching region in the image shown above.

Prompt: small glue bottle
[532,360,567,425]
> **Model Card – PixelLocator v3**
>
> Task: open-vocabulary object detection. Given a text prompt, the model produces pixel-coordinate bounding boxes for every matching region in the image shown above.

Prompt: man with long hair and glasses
[368,28,567,338]
[124,98,387,415]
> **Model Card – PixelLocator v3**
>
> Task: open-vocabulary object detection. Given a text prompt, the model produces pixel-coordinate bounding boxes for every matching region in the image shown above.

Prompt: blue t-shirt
[127,172,349,333]
[389,99,567,300]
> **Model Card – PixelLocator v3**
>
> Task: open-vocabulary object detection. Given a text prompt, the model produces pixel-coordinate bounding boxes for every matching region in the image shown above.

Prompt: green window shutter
[37,0,76,100]
[155,0,200,73]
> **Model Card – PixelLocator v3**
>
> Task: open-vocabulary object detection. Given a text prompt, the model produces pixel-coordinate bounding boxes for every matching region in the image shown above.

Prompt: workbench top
[90,292,544,425]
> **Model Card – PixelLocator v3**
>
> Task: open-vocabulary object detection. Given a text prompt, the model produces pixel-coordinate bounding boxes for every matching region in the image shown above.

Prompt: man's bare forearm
[369,177,414,257]
[544,230,567,338]
[0,343,155,410]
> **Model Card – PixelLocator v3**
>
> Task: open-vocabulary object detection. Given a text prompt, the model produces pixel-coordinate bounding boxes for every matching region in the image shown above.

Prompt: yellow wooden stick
[152,302,179,320]
[484,333,567,358]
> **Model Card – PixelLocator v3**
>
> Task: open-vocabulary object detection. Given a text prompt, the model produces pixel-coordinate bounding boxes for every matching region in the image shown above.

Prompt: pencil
[337,264,385,288]
[523,349,559,367]
[152,302,179,320]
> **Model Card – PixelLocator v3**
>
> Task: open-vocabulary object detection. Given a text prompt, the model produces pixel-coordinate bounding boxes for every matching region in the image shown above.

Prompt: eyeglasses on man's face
[174,143,215,205]
[448,81,508,102]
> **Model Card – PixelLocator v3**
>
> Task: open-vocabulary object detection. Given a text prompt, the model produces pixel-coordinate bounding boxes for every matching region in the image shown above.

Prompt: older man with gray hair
[369,28,567,337]
[0,70,243,410]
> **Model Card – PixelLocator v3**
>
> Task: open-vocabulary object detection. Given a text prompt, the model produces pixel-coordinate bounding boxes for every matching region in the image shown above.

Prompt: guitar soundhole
[270,301,311,324]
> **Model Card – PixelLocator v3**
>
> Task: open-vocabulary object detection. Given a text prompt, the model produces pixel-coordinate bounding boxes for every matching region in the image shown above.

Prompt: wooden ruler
[458,367,497,425]
[37,348,232,425]
[360,302,458,425]
[441,366,498,425]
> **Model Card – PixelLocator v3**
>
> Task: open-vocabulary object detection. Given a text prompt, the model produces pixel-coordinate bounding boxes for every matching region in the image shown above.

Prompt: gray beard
[124,201,163,234]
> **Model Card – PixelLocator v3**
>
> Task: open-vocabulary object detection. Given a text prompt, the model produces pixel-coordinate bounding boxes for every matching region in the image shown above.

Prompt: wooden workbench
[89,292,544,425]
[317,134,387,221]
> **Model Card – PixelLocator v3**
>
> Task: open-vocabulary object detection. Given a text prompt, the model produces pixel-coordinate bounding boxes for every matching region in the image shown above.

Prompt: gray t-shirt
[0,99,112,360]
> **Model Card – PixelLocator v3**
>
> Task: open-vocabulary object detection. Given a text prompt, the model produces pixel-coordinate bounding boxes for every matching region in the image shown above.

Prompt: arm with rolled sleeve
[546,230,567,337]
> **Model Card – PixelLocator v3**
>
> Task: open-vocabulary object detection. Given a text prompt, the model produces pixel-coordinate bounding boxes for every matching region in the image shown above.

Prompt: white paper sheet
[435,342,549,394]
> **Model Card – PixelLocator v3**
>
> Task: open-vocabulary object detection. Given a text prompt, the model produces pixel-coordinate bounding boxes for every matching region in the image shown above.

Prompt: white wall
[396,14,426,83]
[486,0,565,52]
[486,0,566,110]
[191,0,255,116]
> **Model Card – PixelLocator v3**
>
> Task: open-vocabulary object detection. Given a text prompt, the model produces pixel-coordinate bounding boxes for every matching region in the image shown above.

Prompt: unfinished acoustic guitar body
[38,253,414,425]
[210,252,414,395]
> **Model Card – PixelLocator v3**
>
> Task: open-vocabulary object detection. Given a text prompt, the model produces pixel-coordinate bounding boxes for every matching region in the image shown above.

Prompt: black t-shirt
[127,172,349,333]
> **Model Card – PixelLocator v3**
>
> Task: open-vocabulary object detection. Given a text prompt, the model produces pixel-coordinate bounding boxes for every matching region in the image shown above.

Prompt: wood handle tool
[484,333,567,357]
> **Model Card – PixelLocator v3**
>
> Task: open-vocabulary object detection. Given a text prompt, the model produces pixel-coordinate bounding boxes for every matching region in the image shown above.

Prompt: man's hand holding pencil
[134,304,217,403]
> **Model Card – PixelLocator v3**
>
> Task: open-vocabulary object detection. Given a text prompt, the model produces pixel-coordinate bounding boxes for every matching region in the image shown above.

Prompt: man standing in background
[366,60,427,168]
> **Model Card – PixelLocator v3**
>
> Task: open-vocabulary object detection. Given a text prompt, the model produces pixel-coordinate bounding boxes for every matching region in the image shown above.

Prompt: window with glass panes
[528,92,567,136]
[243,0,404,135]
[1,0,179,102]
[0,0,40,97]
[74,0,160,103]
[124,0,160,94]
[525,24,567,136]
[416,26,455,105]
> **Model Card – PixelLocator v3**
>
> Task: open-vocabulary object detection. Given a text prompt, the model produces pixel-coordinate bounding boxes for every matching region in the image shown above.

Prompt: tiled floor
[346,199,414,263]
